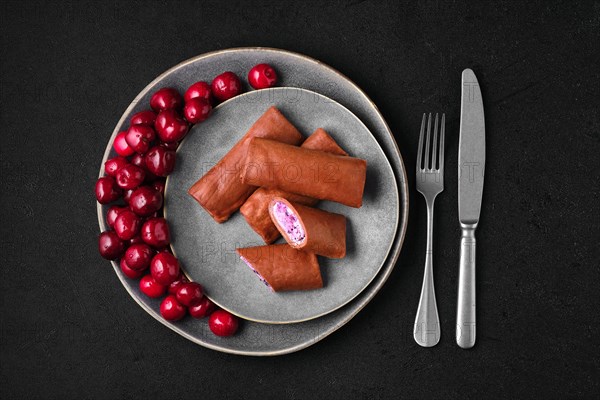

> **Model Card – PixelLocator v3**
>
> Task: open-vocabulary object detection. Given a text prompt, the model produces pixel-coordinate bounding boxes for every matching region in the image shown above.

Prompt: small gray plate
[97,48,409,355]
[165,87,399,324]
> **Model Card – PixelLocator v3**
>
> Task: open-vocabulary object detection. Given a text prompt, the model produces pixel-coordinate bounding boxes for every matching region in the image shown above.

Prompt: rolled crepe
[240,128,348,243]
[188,107,303,223]
[241,138,367,208]
[236,244,323,292]
[269,197,346,258]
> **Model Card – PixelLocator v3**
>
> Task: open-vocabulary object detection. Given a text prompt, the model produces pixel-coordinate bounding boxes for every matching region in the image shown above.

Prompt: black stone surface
[1,1,599,398]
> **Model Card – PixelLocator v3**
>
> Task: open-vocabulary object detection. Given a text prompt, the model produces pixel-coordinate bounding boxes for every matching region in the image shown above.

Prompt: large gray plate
[97,48,409,355]
[165,88,399,323]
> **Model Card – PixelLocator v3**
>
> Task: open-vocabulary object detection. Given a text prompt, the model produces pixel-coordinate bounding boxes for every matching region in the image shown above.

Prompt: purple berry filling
[240,256,272,290]
[272,201,305,244]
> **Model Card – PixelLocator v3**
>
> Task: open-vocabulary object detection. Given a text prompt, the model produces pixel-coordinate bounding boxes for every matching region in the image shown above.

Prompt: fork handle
[456,224,476,349]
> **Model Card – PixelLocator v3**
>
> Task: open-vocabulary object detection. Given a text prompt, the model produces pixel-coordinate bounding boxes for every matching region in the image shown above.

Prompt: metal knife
[457,68,485,349]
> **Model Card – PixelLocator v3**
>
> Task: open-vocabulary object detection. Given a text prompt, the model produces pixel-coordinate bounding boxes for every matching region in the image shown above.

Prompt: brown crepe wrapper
[269,197,347,259]
[240,128,348,243]
[188,107,303,223]
[241,138,366,208]
[236,244,322,292]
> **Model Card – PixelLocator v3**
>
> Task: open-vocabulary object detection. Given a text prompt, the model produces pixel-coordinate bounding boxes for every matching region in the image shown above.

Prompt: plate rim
[163,86,400,324]
[96,47,409,356]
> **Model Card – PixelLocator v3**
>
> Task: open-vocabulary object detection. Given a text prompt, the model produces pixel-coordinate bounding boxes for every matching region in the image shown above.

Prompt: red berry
[168,273,190,295]
[115,164,146,190]
[145,146,176,177]
[141,217,170,248]
[248,63,278,89]
[211,71,242,101]
[130,153,157,182]
[150,252,180,285]
[120,258,144,279]
[106,205,127,228]
[128,186,163,216]
[159,141,179,151]
[98,230,125,260]
[176,282,203,306]
[95,176,122,204]
[150,88,183,112]
[208,310,239,336]
[128,235,144,245]
[140,275,167,298]
[130,110,157,126]
[104,156,129,177]
[160,295,187,321]
[125,125,156,154]
[184,98,212,124]
[188,297,216,319]
[184,81,212,103]
[155,109,189,143]
[113,209,141,240]
[124,243,153,270]
[123,189,134,203]
[152,179,166,194]
[113,131,135,156]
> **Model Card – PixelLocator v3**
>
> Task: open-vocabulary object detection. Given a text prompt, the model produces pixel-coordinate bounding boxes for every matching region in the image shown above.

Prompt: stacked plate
[97,48,409,355]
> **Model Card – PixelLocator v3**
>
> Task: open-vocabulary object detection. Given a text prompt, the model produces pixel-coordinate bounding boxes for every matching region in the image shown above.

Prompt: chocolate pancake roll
[240,128,348,243]
[241,138,366,208]
[236,244,323,292]
[188,107,303,223]
[268,197,346,259]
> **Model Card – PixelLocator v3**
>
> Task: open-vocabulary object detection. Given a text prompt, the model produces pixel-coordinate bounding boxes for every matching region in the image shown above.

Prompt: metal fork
[413,112,445,347]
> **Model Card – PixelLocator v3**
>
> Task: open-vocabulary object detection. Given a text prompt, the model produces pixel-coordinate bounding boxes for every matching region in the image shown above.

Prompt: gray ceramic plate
[97,48,409,355]
[165,87,399,323]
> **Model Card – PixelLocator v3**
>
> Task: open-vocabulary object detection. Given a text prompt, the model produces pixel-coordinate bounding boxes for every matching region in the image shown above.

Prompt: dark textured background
[1,1,599,399]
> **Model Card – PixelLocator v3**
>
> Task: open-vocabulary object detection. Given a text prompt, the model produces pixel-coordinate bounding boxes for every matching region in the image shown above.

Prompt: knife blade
[456,68,485,349]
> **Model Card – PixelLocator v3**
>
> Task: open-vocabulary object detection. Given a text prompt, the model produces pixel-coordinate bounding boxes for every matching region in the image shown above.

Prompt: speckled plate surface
[97,47,409,355]
[165,87,398,323]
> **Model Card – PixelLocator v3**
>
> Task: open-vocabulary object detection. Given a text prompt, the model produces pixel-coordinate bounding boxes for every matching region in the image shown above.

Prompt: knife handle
[456,224,476,349]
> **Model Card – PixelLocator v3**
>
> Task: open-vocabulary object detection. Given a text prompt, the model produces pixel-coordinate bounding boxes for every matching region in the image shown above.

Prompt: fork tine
[417,113,426,170]
[439,113,445,169]
[432,113,439,170]
[424,113,432,170]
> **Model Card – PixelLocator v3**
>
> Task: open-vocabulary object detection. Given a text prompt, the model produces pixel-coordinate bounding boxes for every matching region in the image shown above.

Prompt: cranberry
[106,205,127,228]
[130,153,157,182]
[113,209,141,240]
[125,125,156,154]
[141,217,170,248]
[116,164,146,190]
[113,131,135,157]
[248,63,278,89]
[168,274,189,295]
[124,243,153,270]
[160,295,186,321]
[152,179,166,194]
[184,81,212,104]
[209,310,239,336]
[150,252,180,285]
[176,282,203,306]
[128,235,144,245]
[104,156,129,177]
[159,141,179,151]
[140,275,167,298]
[189,297,216,319]
[145,146,176,177]
[184,98,212,124]
[123,189,134,203]
[129,186,163,216]
[98,230,125,260]
[150,88,183,112]
[211,72,242,102]
[130,110,157,126]
[95,176,122,204]
[120,258,144,279]
[155,109,189,143]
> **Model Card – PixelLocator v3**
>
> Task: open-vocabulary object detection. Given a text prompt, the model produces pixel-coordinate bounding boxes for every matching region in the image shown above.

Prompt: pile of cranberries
[97,64,278,338]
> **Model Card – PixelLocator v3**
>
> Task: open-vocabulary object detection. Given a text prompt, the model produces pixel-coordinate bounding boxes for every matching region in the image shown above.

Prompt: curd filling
[272,201,305,244]
[240,256,272,290]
